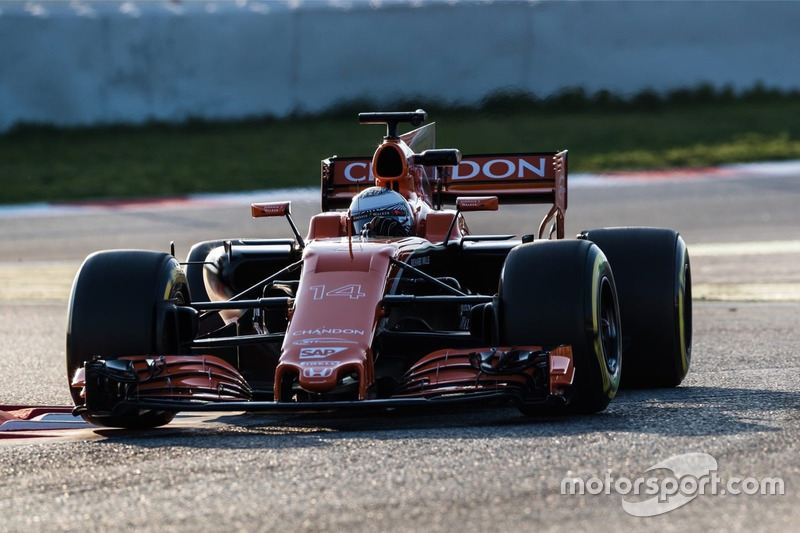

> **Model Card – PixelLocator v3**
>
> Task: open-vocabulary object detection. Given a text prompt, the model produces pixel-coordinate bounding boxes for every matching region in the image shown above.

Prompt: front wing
[71,346,575,419]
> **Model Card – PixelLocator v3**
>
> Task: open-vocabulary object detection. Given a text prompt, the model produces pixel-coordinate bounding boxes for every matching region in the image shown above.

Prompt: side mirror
[443,196,500,247]
[251,201,305,249]
[456,196,499,212]
[251,201,291,218]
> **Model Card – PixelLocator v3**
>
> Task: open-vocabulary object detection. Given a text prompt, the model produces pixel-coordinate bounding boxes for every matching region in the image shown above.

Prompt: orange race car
[66,110,692,429]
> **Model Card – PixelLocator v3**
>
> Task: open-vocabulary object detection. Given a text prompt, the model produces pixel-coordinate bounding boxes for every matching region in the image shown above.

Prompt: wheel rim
[599,277,620,375]
[680,260,693,364]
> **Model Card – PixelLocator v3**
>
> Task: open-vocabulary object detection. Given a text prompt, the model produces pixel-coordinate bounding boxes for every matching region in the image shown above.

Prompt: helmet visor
[351,202,412,235]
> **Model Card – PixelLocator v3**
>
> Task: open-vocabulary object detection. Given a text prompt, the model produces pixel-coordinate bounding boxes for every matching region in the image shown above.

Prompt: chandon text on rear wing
[321,151,568,239]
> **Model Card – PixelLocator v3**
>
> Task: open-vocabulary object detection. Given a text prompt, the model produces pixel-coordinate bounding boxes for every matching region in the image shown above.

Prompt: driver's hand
[361,216,409,238]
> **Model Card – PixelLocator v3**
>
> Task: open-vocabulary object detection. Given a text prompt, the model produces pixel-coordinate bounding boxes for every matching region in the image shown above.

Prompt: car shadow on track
[87,385,800,449]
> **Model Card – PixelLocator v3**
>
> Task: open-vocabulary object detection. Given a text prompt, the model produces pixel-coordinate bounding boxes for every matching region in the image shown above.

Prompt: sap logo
[303,367,334,378]
[299,347,347,359]
[452,157,546,180]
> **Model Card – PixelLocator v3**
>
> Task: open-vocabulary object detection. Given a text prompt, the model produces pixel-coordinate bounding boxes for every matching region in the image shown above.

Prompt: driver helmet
[349,186,414,237]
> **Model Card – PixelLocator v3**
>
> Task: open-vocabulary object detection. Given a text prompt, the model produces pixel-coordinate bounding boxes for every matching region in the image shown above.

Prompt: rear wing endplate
[321,150,568,239]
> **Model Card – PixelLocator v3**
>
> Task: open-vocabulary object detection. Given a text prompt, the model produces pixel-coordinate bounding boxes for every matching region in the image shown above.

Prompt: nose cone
[275,241,395,400]
[277,345,368,399]
[278,326,374,399]
[296,346,351,393]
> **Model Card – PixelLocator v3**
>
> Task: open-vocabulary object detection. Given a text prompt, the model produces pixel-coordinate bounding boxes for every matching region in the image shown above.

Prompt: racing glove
[361,216,409,238]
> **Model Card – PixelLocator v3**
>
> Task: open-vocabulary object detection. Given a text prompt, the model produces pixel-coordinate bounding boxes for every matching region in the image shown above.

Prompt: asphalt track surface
[1,165,800,532]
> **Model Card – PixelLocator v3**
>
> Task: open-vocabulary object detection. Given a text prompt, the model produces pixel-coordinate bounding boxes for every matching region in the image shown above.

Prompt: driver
[349,186,414,238]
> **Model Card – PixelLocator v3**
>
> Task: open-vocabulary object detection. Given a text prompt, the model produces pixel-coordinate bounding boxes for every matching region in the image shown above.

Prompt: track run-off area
[3,161,799,303]
[0,163,799,531]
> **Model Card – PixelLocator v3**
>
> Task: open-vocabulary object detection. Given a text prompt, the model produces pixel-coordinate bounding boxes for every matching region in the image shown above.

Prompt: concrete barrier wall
[1,0,798,132]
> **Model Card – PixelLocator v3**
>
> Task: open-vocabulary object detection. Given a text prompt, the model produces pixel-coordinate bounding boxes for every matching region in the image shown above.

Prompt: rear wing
[321,150,568,238]
[437,152,567,207]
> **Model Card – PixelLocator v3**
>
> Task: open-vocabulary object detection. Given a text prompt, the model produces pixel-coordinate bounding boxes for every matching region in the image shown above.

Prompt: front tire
[499,240,622,415]
[66,250,194,428]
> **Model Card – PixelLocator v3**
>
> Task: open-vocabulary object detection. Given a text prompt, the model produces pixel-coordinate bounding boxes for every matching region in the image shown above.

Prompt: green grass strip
[2,90,799,204]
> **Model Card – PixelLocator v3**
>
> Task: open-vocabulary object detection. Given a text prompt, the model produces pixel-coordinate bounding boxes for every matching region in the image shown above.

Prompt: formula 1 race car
[66,110,692,428]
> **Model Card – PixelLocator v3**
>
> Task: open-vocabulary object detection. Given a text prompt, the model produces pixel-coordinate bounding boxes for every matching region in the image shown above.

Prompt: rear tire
[66,250,194,428]
[580,227,692,388]
[499,240,622,415]
[185,239,237,335]
[184,239,245,303]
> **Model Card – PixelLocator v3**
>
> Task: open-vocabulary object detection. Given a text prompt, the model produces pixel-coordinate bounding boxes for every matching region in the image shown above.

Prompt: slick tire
[580,227,692,388]
[499,240,622,415]
[66,250,194,428]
